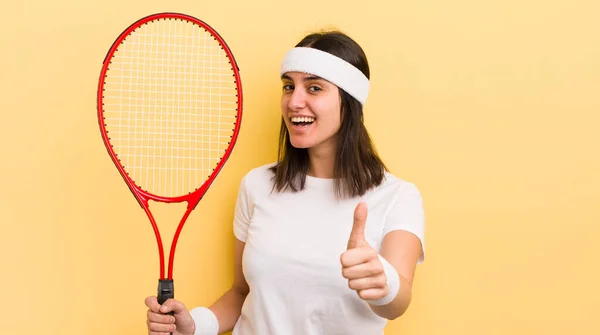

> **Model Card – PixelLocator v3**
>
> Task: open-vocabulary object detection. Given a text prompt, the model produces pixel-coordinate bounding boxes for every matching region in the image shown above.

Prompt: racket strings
[102,18,238,198]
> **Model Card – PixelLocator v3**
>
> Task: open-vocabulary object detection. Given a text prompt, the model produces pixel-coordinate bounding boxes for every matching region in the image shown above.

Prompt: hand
[145,296,196,335]
[340,202,389,301]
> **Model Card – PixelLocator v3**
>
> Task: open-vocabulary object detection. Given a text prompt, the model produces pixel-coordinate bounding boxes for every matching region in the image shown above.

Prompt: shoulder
[361,172,423,213]
[374,171,422,200]
[238,161,277,190]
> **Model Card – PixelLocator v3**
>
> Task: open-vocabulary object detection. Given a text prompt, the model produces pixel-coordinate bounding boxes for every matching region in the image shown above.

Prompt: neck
[307,146,336,179]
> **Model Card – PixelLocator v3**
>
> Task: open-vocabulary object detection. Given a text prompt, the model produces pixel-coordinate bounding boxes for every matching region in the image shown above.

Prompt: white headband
[280,47,370,105]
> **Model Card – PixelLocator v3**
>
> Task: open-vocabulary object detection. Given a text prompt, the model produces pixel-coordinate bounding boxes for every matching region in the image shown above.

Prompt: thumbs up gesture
[340,202,389,302]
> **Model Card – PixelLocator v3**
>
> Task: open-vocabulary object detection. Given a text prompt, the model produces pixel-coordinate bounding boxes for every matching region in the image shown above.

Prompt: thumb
[159,299,186,316]
[347,202,368,249]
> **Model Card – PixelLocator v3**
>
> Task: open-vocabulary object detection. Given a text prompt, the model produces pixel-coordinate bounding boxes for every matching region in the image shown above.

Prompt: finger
[340,246,377,268]
[348,274,387,291]
[341,256,384,279]
[145,296,161,313]
[147,309,176,324]
[357,287,389,301]
[347,202,368,249]
[147,320,176,333]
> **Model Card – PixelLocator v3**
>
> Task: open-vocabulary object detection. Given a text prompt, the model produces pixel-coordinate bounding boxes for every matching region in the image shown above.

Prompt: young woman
[145,30,425,335]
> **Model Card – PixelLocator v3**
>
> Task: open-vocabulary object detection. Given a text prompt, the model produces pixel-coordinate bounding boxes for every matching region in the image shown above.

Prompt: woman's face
[280,71,342,155]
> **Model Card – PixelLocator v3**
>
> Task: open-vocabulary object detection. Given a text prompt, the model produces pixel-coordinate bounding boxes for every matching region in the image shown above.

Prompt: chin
[288,135,315,149]
[289,140,312,149]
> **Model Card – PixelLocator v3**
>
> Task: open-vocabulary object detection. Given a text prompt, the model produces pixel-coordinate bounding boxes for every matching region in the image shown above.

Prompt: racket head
[97,12,242,205]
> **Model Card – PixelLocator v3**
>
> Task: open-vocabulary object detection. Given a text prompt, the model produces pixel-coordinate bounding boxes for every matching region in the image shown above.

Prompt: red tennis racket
[96,12,242,317]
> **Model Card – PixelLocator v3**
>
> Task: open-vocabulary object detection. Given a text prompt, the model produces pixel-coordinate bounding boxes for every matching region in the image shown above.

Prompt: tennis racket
[96,12,242,322]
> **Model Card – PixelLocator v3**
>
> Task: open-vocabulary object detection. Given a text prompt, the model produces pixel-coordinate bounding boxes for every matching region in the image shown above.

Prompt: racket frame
[96,12,243,283]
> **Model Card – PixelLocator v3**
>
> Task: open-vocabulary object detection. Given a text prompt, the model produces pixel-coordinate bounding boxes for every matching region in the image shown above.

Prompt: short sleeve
[232,175,254,242]
[383,182,426,263]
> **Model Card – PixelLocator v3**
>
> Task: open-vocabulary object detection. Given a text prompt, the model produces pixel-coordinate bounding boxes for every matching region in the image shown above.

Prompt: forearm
[208,287,248,333]
[369,274,412,320]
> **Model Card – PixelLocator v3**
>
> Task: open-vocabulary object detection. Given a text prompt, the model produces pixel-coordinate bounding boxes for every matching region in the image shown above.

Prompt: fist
[340,202,389,301]
[145,296,196,335]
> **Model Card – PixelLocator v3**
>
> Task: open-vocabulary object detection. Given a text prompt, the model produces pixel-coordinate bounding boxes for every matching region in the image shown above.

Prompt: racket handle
[157,279,175,335]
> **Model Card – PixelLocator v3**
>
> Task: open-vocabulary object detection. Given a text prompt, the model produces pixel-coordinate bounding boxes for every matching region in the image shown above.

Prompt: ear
[338,88,347,121]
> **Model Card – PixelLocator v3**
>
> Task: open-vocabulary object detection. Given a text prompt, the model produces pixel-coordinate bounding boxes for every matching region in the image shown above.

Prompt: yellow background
[1,0,599,334]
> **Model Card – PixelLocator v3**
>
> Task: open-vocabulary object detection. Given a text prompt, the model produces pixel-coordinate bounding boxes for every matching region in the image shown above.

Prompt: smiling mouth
[290,116,316,126]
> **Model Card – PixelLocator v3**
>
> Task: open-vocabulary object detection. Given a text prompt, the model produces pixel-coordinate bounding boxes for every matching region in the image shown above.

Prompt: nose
[287,88,306,111]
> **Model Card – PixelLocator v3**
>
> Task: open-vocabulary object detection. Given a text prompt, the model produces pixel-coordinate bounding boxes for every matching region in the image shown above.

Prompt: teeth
[291,116,315,123]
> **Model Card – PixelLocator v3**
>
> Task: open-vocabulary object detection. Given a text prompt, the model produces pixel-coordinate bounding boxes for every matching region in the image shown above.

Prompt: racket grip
[157,278,174,303]
[157,279,175,335]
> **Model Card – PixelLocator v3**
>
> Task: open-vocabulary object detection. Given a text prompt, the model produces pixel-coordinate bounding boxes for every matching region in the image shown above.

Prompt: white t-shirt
[231,163,425,335]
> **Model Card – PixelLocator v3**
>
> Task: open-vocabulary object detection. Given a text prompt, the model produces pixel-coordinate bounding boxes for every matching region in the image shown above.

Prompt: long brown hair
[270,30,387,199]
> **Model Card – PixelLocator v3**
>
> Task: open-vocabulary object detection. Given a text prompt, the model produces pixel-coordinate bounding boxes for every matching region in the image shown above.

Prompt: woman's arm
[206,238,249,333]
[368,230,422,319]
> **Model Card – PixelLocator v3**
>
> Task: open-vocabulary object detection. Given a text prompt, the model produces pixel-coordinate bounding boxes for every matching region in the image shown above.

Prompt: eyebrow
[281,74,324,82]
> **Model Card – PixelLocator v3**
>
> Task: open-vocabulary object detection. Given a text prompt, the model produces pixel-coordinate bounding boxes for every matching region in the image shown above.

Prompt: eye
[308,86,322,92]
[282,84,294,92]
